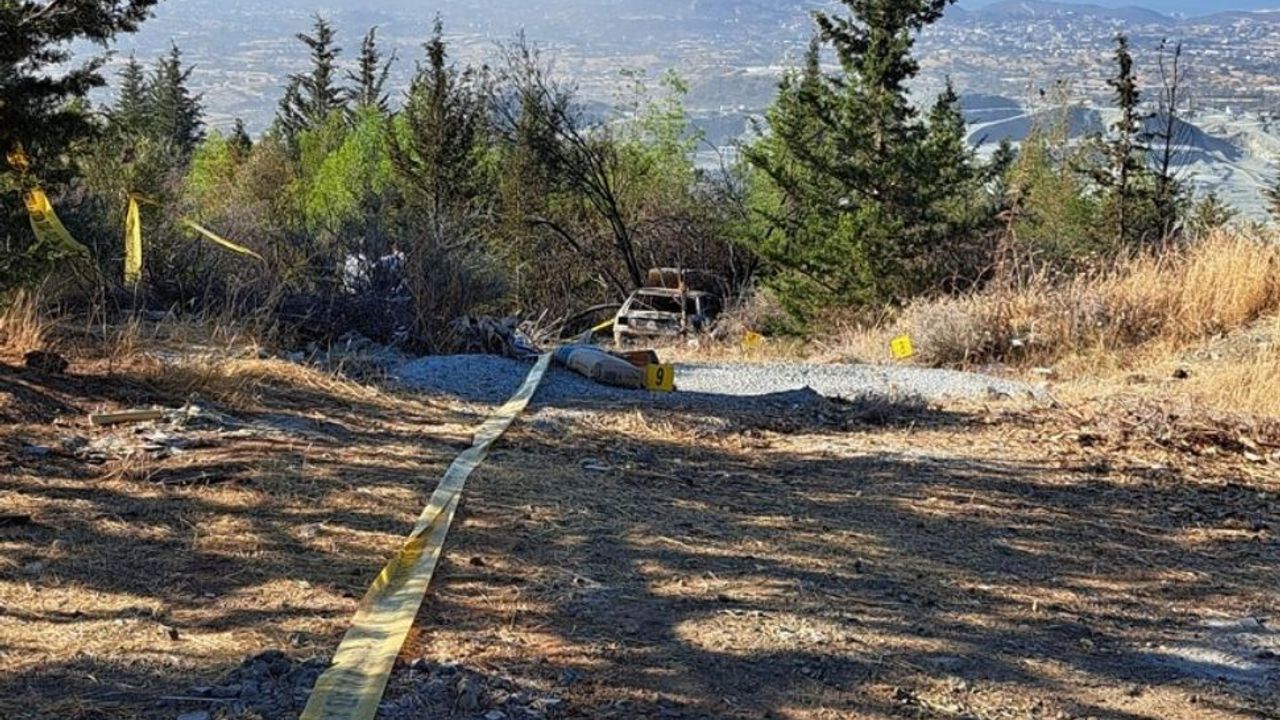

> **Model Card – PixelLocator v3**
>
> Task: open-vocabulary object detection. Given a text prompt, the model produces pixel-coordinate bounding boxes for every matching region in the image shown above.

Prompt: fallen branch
[90,409,166,427]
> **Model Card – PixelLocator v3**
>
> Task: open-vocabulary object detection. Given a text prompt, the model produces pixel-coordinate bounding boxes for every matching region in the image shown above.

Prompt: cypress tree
[146,43,205,156]
[1095,34,1154,246]
[277,15,346,137]
[112,54,151,136]
[348,27,396,113]
[230,118,253,158]
[743,0,973,313]
[390,18,494,345]
[391,17,489,241]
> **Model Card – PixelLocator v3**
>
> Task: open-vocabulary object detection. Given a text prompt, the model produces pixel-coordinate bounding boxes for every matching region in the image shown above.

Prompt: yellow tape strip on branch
[23,188,92,260]
[124,196,143,287]
[180,218,264,261]
[301,354,552,720]
[130,194,265,263]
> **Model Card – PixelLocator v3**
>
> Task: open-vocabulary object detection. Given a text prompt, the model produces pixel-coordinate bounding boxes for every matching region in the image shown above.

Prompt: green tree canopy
[743,0,991,316]
[276,14,346,140]
[347,27,396,114]
[145,43,205,156]
[1,0,159,180]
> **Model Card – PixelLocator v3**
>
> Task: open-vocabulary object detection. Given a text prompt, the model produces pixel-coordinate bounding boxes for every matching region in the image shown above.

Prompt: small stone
[24,351,68,374]
[456,678,482,711]
[484,711,507,720]
[21,445,52,458]
[210,684,241,699]
[176,712,212,720]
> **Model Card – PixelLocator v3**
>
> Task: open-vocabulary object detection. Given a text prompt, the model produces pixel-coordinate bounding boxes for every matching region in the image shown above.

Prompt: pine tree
[112,54,151,136]
[276,15,346,138]
[230,118,253,158]
[1189,190,1237,235]
[390,18,494,344]
[1,0,159,178]
[1265,174,1280,222]
[146,43,205,156]
[347,27,396,113]
[923,80,977,196]
[743,0,970,313]
[391,18,489,244]
[1095,34,1154,246]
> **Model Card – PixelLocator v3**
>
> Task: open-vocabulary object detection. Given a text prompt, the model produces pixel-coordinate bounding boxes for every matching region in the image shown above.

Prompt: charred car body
[613,269,722,346]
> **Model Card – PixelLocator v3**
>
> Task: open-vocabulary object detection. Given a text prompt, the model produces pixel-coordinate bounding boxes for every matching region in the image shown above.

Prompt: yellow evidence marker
[645,363,676,392]
[890,335,916,360]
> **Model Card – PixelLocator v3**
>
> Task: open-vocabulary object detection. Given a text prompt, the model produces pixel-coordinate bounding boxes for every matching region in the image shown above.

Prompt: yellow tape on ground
[301,354,552,720]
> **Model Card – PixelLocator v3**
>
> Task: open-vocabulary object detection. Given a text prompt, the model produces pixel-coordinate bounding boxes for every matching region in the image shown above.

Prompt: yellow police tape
[124,196,143,287]
[131,193,265,263]
[300,354,552,720]
[23,188,91,260]
[180,217,265,261]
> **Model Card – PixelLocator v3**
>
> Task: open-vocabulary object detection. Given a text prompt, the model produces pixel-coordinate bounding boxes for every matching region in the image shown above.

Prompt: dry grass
[0,290,52,358]
[894,231,1280,368]
[679,231,1280,371]
[1180,314,1280,416]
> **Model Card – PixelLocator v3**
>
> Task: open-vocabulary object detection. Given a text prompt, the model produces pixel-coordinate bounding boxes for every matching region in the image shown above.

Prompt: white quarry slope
[967,101,1280,220]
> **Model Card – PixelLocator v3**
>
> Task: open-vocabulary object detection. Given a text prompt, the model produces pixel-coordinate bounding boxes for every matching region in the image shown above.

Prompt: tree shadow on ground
[1,367,1275,720]
[407,412,1278,719]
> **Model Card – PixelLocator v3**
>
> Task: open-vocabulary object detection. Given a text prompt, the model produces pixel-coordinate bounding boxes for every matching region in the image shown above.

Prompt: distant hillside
[1197,9,1280,24]
[968,1,1172,24]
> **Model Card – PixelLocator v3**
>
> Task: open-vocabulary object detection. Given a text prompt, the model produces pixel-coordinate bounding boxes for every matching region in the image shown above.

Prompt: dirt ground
[1,346,1277,720]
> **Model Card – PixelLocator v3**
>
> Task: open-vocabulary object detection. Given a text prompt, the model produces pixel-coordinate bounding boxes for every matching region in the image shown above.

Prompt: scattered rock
[209,683,241,698]
[21,444,52,458]
[456,677,483,711]
[176,712,211,720]
[24,350,68,374]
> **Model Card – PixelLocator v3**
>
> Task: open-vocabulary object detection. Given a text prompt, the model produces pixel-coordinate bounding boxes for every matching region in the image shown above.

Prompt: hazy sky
[961,0,1280,13]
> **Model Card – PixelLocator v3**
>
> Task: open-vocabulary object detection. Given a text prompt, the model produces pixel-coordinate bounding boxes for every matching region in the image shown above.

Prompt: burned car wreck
[612,269,722,346]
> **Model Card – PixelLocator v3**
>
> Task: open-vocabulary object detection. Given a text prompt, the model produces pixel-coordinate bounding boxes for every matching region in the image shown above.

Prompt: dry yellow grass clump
[896,231,1280,368]
[0,289,49,358]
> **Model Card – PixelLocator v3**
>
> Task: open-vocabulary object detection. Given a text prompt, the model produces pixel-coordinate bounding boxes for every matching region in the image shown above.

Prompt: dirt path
[405,402,1277,720]
[1,355,1277,719]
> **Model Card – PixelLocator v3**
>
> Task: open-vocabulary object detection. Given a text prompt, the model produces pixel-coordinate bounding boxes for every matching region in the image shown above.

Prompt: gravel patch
[393,353,1041,409]
[166,652,570,720]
